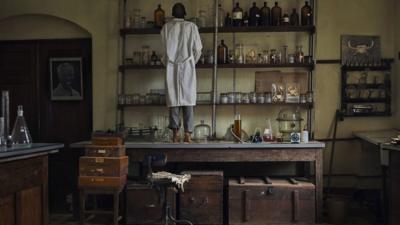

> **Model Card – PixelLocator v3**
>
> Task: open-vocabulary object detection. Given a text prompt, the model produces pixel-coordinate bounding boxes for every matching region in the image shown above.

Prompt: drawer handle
[189,197,208,207]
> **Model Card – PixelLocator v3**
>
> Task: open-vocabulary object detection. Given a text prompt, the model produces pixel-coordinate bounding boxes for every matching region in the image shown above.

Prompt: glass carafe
[193,120,211,143]
[11,105,32,146]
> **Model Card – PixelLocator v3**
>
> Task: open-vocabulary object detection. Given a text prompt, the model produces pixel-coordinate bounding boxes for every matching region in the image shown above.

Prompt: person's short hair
[57,63,74,79]
[172,3,186,18]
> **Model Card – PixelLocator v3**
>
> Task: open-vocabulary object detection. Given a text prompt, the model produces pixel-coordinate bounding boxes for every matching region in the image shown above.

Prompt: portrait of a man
[50,57,83,100]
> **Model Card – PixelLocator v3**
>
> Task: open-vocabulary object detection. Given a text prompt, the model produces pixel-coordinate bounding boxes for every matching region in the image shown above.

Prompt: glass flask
[154,4,165,28]
[290,8,300,26]
[263,118,274,142]
[259,2,270,26]
[301,1,313,26]
[271,2,282,26]
[249,2,260,27]
[11,105,32,145]
[193,120,211,143]
[218,4,225,27]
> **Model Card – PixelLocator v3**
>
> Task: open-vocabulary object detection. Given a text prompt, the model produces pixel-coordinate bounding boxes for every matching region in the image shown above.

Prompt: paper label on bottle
[233,12,243,20]
[283,17,289,22]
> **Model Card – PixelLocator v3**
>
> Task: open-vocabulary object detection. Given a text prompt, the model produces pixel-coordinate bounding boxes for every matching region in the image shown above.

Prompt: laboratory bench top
[353,129,399,146]
[0,143,64,163]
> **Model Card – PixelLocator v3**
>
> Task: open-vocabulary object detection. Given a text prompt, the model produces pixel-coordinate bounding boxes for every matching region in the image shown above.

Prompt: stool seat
[149,171,191,191]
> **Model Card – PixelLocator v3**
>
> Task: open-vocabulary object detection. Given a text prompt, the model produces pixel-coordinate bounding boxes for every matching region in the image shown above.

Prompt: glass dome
[193,120,211,143]
[276,108,303,121]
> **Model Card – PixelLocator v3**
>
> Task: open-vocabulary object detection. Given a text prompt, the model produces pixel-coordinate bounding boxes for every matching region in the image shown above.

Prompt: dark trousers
[168,106,194,133]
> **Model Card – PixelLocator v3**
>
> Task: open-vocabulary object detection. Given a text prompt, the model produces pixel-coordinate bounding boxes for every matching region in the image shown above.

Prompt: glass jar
[235,92,242,104]
[133,51,141,65]
[220,93,228,104]
[118,94,125,105]
[265,92,272,103]
[139,95,146,105]
[140,17,147,29]
[132,94,140,104]
[300,93,307,103]
[306,91,313,103]
[193,120,211,143]
[257,92,265,103]
[142,45,151,65]
[227,92,235,103]
[282,45,288,64]
[295,45,304,63]
[151,93,160,104]
[288,54,295,64]
[145,93,152,104]
[263,50,269,64]
[257,53,263,64]
[125,95,132,104]
[242,93,250,104]
[276,108,303,142]
[133,9,141,28]
[250,92,257,103]
[207,49,214,64]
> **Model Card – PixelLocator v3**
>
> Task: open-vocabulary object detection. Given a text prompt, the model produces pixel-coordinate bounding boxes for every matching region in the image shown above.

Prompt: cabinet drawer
[85,145,126,157]
[78,175,126,188]
[79,156,128,176]
[229,178,315,225]
[0,157,44,197]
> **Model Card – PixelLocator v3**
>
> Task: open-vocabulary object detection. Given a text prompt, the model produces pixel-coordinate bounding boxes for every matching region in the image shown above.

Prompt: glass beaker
[11,105,32,146]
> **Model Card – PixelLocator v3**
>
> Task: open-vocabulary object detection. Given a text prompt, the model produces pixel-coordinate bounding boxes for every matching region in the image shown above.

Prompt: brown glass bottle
[232,2,243,27]
[242,12,249,27]
[218,40,228,64]
[259,2,270,26]
[271,2,282,26]
[249,2,260,26]
[282,13,290,26]
[301,1,313,26]
[154,4,165,28]
[290,8,299,26]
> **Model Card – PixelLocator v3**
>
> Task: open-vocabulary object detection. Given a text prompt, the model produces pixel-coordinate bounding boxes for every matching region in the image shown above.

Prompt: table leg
[315,150,323,223]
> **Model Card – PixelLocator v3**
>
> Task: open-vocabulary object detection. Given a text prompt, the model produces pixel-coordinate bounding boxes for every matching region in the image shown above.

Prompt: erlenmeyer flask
[11,105,32,146]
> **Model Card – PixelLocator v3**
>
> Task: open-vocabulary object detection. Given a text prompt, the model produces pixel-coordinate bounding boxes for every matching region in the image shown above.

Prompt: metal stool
[79,186,124,225]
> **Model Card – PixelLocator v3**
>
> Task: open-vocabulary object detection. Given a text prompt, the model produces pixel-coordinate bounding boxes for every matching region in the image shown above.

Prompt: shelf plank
[344,112,391,117]
[341,65,391,71]
[120,26,315,35]
[119,63,314,71]
[118,102,313,108]
[345,84,387,89]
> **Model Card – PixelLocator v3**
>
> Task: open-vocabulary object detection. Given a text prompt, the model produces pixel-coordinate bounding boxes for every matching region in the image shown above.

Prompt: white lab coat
[161,18,203,107]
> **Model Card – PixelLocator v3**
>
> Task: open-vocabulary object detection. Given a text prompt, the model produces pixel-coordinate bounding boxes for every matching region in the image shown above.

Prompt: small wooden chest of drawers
[179,171,223,225]
[229,178,315,225]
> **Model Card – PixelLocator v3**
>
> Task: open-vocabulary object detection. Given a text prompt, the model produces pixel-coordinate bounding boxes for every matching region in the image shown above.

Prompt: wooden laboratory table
[0,143,64,225]
[71,141,325,222]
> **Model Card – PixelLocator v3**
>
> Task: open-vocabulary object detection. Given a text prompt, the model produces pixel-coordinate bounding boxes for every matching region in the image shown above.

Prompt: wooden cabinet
[389,151,400,225]
[0,156,48,225]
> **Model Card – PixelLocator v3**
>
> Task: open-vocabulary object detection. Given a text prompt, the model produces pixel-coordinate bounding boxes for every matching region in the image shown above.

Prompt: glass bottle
[232,2,243,27]
[259,2,270,26]
[290,8,300,26]
[270,49,277,64]
[133,9,141,28]
[242,12,249,27]
[263,50,269,63]
[225,13,232,26]
[154,4,165,28]
[282,45,288,63]
[150,51,158,65]
[198,10,207,27]
[11,105,32,146]
[249,2,260,27]
[218,4,225,27]
[235,44,244,64]
[2,91,9,143]
[271,2,282,26]
[301,1,313,26]
[282,13,290,26]
[218,40,228,64]
[295,45,304,63]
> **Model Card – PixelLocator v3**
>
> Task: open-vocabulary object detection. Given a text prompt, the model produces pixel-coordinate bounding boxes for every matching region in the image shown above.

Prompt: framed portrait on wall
[50,57,83,100]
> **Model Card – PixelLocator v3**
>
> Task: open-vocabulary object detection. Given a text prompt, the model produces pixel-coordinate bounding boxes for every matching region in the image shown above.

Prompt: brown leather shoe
[184,132,192,143]
[172,129,180,143]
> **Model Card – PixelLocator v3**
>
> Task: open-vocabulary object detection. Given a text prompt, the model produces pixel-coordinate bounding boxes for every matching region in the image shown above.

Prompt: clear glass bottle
[232,2,243,27]
[218,40,228,64]
[263,50,269,63]
[301,1,313,26]
[235,44,244,64]
[198,10,207,27]
[150,51,158,65]
[290,8,300,26]
[295,45,304,63]
[193,120,211,143]
[11,105,32,146]
[249,2,260,27]
[270,49,277,64]
[133,9,141,28]
[218,4,225,27]
[271,2,282,26]
[259,2,270,26]
[154,4,165,28]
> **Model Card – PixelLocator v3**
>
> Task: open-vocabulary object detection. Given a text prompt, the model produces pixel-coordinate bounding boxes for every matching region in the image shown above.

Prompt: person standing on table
[161,3,203,143]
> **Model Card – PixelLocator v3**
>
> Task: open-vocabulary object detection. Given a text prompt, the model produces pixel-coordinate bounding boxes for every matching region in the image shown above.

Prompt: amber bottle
[290,8,299,26]
[218,40,228,64]
[249,2,260,26]
[301,1,313,26]
[154,4,165,28]
[232,2,243,27]
[225,13,232,26]
[259,2,271,26]
[271,2,282,26]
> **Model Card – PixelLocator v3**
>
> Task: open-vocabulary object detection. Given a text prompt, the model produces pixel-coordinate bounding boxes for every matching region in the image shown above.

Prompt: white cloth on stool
[150,171,191,192]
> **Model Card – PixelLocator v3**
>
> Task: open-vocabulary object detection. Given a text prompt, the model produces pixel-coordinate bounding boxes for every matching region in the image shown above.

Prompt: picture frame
[341,35,381,66]
[50,57,83,100]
